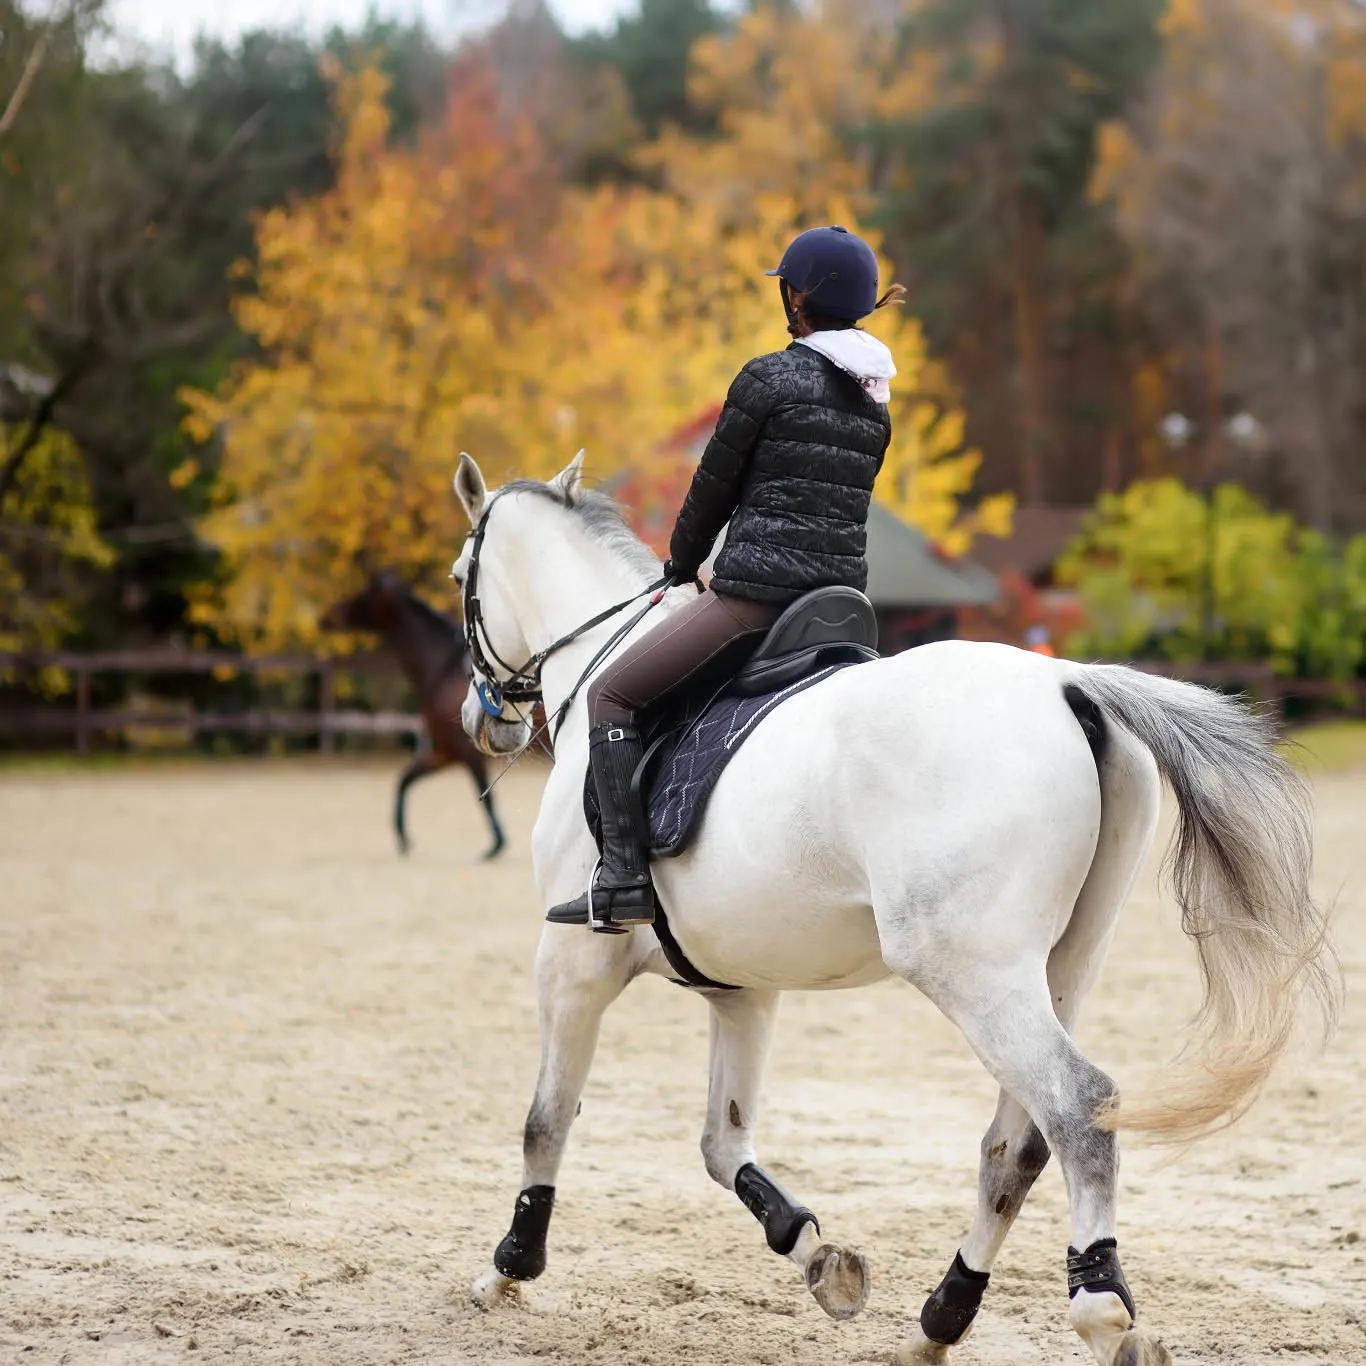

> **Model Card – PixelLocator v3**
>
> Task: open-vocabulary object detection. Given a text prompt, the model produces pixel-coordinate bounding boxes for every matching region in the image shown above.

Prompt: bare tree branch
[0,28,48,141]
[0,342,96,507]
[1,99,272,510]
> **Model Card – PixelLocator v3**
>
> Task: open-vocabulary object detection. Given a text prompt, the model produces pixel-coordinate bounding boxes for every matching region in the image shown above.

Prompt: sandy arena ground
[1,753,1363,1365]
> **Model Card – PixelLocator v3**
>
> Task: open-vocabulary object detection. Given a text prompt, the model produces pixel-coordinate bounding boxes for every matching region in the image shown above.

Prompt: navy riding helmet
[766,225,879,326]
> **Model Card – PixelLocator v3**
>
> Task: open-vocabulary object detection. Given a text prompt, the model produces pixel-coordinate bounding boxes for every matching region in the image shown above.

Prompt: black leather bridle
[459,487,670,743]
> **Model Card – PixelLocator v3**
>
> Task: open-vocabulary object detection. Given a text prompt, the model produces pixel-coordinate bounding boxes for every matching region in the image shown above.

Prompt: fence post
[75,668,91,756]
[318,662,336,755]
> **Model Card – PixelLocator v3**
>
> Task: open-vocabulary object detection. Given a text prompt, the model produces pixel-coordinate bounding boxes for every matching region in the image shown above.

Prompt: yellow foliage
[870,313,1015,555]
[0,426,112,674]
[188,49,1003,650]
[647,2,938,220]
[1322,3,1366,149]
[1057,478,1306,664]
[1158,0,1206,39]
[647,3,1006,557]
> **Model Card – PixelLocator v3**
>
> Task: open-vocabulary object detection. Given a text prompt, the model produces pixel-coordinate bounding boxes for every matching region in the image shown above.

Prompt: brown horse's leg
[394,750,444,855]
[466,751,506,860]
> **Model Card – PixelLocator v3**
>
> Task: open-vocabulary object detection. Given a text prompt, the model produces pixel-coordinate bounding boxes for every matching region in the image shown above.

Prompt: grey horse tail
[1064,664,1341,1141]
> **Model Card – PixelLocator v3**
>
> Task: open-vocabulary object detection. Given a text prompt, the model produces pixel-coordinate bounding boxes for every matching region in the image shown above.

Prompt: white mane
[500,478,661,583]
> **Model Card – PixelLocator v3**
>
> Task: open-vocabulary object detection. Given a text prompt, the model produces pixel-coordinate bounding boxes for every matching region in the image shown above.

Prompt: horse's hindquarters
[649,644,1107,995]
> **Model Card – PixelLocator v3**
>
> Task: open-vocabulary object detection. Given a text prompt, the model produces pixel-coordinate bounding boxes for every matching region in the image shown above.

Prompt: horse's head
[320,569,406,634]
[451,452,584,758]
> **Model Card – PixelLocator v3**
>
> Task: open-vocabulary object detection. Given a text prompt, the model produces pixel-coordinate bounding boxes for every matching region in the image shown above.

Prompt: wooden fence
[1,649,1362,757]
[0,649,424,755]
[1127,661,1366,711]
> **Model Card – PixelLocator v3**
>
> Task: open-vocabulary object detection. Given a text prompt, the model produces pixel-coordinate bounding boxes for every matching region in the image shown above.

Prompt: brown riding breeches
[587,589,782,728]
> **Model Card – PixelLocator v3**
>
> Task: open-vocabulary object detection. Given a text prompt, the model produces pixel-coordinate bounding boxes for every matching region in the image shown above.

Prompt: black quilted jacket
[669,344,892,603]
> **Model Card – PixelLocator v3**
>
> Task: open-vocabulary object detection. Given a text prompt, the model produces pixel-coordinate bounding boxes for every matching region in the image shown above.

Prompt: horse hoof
[894,1331,952,1365]
[470,1266,524,1309]
[1112,1330,1174,1366]
[805,1242,870,1321]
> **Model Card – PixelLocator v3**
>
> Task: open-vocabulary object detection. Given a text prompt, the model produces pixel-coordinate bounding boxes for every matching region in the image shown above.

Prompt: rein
[460,487,672,747]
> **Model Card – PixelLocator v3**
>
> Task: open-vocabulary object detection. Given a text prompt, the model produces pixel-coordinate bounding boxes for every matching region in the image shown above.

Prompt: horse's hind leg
[702,990,870,1321]
[895,960,1170,1366]
[898,1092,1049,1364]
[902,733,1163,1364]
[394,748,442,855]
[466,753,506,859]
[471,931,632,1307]
[902,917,1130,1362]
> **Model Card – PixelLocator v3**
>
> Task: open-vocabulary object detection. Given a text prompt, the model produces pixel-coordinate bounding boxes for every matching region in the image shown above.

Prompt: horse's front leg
[702,989,870,1321]
[472,928,633,1307]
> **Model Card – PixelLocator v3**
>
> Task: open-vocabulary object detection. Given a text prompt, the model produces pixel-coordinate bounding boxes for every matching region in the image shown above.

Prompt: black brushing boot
[548,723,656,932]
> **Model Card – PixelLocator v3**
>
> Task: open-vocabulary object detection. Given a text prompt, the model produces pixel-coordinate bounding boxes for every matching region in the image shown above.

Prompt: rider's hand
[662,558,698,588]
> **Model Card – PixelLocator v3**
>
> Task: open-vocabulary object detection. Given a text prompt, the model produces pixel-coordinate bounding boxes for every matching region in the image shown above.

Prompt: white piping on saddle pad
[797,329,896,404]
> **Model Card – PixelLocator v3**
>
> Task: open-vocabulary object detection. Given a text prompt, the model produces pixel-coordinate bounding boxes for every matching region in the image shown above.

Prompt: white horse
[449,452,1337,1366]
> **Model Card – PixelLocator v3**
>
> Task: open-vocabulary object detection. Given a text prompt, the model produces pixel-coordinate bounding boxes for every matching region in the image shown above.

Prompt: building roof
[864,502,999,609]
[659,403,723,455]
[970,504,1089,583]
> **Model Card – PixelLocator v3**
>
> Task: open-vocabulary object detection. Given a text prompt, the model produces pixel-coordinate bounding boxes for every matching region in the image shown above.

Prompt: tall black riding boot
[548,723,655,932]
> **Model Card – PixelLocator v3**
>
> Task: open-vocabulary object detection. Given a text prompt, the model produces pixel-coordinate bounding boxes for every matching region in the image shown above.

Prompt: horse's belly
[649,892,891,991]
[650,882,891,992]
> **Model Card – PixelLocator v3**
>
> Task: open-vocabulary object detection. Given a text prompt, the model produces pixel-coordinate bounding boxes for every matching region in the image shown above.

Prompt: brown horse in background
[320,571,506,859]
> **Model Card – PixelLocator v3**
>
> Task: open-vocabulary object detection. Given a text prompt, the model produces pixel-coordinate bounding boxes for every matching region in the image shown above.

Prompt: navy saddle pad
[584,659,859,858]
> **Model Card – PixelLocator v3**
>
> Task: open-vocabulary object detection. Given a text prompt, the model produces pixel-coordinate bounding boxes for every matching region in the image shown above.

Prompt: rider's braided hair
[793,282,907,336]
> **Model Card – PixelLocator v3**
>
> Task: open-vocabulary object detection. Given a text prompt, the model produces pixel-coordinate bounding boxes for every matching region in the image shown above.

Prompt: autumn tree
[573,0,722,137]
[637,2,1012,548]
[867,0,1162,505]
[486,1,637,180]
[189,49,1007,650]
[184,56,577,645]
[1091,0,1366,533]
[640,1,911,223]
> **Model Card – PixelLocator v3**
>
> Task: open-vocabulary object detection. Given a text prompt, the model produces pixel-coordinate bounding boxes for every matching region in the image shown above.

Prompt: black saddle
[731,586,879,694]
[585,584,880,861]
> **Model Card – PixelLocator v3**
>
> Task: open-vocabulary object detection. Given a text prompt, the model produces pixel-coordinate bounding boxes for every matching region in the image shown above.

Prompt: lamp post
[1159,411,1217,659]
[1158,409,1268,663]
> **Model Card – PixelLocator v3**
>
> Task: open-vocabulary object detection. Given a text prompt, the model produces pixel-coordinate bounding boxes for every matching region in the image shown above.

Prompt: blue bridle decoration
[476,678,505,718]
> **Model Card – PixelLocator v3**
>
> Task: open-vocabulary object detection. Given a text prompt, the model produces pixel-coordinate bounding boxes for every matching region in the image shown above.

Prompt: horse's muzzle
[484,716,532,757]
[467,709,531,758]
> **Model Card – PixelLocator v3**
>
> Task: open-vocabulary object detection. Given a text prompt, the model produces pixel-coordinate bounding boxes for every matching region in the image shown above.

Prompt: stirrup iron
[586,858,632,935]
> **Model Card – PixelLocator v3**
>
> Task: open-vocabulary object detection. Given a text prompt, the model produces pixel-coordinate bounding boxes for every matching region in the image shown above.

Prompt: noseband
[459,488,670,738]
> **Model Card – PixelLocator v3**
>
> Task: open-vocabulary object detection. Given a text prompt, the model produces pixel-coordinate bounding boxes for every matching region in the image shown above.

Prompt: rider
[554,226,901,932]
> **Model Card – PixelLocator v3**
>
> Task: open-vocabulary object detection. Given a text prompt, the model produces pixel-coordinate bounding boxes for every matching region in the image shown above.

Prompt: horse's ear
[550,449,585,506]
[454,452,487,524]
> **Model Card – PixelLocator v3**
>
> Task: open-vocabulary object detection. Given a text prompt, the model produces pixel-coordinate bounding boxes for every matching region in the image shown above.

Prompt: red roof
[659,403,723,455]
